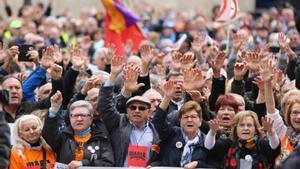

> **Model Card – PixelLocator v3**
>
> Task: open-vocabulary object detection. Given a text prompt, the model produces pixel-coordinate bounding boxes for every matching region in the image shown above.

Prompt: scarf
[287,128,300,148]
[180,129,200,167]
[224,135,267,169]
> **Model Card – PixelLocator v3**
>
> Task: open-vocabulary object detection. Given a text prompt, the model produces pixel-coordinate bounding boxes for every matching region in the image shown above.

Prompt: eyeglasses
[70,113,92,119]
[128,105,148,111]
[181,114,199,120]
[291,111,300,117]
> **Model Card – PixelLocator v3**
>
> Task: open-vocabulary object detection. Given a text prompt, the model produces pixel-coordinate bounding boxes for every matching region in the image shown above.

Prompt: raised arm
[261,58,287,138]
[152,80,176,141]
[98,56,124,132]
[42,91,63,153]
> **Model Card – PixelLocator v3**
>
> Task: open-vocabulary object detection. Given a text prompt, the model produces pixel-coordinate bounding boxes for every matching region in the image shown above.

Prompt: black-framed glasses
[128,105,148,111]
[70,113,92,119]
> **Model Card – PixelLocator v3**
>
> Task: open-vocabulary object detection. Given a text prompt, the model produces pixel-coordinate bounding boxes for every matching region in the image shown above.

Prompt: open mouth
[186,124,194,128]
[222,117,231,121]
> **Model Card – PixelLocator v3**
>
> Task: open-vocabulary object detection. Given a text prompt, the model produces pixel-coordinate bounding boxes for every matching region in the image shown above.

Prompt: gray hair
[69,100,94,116]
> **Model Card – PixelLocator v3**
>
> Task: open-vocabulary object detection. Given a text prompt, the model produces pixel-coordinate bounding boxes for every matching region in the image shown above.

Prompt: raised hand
[278,33,289,53]
[50,64,63,81]
[6,45,19,61]
[123,65,144,94]
[81,77,96,95]
[50,91,62,108]
[139,44,154,74]
[244,52,261,73]
[260,58,274,82]
[53,45,63,63]
[186,90,205,103]
[40,46,55,69]
[234,62,246,80]
[105,44,116,64]
[252,76,265,92]
[70,45,84,71]
[183,68,205,90]
[180,51,197,70]
[14,72,28,83]
[208,119,220,134]
[261,116,275,135]
[26,50,39,64]
[211,51,226,78]
[163,80,176,98]
[171,50,182,71]
[110,55,124,76]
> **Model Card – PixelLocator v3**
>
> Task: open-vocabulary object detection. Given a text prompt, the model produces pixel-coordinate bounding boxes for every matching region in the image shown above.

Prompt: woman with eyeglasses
[9,114,56,169]
[205,111,280,169]
[42,91,114,169]
[261,60,300,165]
[152,80,216,168]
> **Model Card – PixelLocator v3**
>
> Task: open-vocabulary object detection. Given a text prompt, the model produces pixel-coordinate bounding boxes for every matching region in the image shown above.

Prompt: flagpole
[226,0,232,55]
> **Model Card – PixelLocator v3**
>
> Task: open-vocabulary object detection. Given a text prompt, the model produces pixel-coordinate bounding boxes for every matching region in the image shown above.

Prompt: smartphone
[18,44,35,62]
[270,46,280,54]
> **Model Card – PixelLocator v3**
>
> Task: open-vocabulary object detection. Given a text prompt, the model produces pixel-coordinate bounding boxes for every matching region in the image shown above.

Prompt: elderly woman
[214,94,240,138]
[152,80,215,168]
[205,111,280,169]
[10,114,56,169]
[262,61,300,164]
[42,91,114,169]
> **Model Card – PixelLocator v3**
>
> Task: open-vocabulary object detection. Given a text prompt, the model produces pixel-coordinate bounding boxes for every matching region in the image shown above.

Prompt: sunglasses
[128,105,148,111]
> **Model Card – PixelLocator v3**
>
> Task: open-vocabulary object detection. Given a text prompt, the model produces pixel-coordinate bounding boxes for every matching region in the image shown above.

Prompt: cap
[9,20,22,29]
[162,21,174,29]
[126,96,151,107]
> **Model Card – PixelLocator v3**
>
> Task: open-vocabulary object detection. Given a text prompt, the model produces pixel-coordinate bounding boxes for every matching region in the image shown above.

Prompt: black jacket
[98,86,161,166]
[0,111,10,168]
[42,113,114,166]
[152,107,216,168]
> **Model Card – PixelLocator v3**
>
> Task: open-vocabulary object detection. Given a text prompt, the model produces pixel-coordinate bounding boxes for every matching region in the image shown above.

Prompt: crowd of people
[0,0,300,168]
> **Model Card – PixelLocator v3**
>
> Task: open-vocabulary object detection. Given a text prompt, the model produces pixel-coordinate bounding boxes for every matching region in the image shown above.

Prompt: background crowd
[0,0,300,168]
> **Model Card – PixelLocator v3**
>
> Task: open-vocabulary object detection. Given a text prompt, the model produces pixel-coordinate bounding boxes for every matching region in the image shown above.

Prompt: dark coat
[98,86,161,167]
[42,113,114,166]
[0,111,10,168]
[152,107,216,168]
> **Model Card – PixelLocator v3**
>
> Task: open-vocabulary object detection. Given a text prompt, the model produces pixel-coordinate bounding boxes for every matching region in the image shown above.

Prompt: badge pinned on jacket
[176,141,183,149]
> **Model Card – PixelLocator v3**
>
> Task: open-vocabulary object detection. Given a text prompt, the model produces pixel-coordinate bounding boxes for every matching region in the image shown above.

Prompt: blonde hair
[31,109,47,123]
[230,110,263,142]
[13,114,51,159]
[281,89,300,115]
[284,98,300,127]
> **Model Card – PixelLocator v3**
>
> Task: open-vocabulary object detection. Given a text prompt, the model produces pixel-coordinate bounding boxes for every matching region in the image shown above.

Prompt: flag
[215,0,239,23]
[102,0,145,57]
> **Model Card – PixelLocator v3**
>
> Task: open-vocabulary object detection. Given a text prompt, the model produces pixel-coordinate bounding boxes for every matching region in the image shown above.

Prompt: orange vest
[10,147,56,169]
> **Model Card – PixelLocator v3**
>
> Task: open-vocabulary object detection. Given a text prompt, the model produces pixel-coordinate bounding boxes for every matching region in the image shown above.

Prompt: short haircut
[166,72,183,81]
[178,101,202,120]
[215,94,240,114]
[0,75,22,85]
[69,100,94,116]
[230,110,263,142]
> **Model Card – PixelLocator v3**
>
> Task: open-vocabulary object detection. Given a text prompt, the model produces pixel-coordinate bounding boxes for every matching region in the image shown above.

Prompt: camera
[0,90,11,105]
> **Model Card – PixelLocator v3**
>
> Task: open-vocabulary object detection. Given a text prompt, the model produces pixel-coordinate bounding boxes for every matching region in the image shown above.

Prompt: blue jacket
[22,66,47,102]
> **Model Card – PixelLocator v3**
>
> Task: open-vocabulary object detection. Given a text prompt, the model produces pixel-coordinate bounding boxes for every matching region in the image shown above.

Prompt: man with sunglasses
[98,56,161,167]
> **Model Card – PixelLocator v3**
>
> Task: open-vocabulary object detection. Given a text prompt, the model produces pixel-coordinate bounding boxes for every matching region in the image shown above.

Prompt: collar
[74,127,91,138]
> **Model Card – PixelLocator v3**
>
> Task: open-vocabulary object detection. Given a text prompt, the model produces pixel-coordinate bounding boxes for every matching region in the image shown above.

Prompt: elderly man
[42,91,114,169]
[98,56,161,167]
